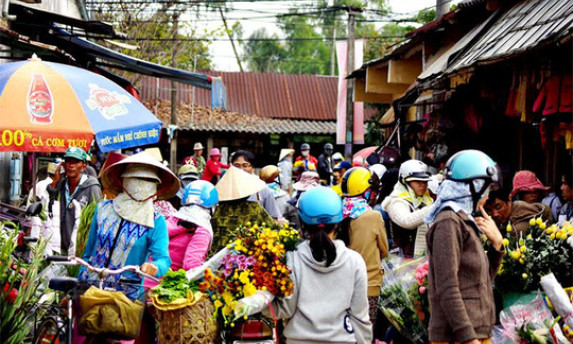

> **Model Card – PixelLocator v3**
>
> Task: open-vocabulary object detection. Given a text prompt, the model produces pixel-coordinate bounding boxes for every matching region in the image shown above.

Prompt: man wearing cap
[48,147,102,254]
[317,143,334,186]
[332,161,352,197]
[185,142,206,176]
[293,143,317,181]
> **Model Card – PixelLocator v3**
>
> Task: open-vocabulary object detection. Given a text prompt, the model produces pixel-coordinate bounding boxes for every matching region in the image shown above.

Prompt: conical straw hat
[101,151,180,200]
[279,148,295,162]
[216,166,266,201]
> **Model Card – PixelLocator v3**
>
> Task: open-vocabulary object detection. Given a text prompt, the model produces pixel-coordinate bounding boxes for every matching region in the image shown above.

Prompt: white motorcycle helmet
[399,160,431,185]
[369,164,387,180]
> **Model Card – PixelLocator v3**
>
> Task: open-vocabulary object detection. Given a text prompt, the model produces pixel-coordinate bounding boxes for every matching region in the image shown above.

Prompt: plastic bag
[233,290,275,320]
[379,256,427,344]
[492,292,568,344]
[186,244,234,282]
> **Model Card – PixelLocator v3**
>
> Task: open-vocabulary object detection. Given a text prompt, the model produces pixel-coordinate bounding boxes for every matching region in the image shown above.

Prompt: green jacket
[210,201,274,254]
[194,155,206,176]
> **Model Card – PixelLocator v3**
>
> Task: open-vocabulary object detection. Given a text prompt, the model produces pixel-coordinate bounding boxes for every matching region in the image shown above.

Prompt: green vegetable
[151,269,199,303]
[67,201,97,277]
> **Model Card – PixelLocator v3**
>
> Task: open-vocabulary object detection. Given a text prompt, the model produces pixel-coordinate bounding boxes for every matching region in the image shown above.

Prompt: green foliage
[150,269,199,303]
[67,200,98,277]
[0,224,48,344]
[495,220,573,293]
[416,9,436,24]
[242,28,286,73]
[92,2,217,81]
[241,0,392,74]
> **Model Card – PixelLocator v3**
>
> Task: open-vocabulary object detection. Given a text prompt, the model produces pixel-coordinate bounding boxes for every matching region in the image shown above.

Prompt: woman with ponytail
[263,187,372,343]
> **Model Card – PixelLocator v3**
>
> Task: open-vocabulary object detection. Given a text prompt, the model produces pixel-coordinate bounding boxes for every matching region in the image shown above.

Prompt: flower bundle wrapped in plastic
[408,259,430,328]
[492,292,569,344]
[540,273,573,342]
[495,219,573,293]
[379,257,428,344]
[199,223,300,327]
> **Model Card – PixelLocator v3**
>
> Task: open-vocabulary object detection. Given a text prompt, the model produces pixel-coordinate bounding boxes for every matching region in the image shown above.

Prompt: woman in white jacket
[381,160,434,257]
[264,187,372,343]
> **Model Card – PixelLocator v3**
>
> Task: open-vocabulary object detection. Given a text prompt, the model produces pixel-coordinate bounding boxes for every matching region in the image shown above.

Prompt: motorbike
[221,314,276,344]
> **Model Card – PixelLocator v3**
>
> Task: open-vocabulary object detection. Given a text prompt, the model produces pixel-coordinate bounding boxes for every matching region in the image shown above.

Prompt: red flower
[6,287,18,303]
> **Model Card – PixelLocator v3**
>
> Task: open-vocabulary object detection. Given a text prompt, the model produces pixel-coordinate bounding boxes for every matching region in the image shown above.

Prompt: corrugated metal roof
[446,0,573,73]
[147,101,336,135]
[137,72,340,121]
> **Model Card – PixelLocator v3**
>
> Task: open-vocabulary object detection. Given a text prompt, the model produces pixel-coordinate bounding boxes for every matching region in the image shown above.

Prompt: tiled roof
[138,72,338,121]
[146,100,336,135]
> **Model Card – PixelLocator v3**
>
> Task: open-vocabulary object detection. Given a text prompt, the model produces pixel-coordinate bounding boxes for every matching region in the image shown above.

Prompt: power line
[91,35,404,42]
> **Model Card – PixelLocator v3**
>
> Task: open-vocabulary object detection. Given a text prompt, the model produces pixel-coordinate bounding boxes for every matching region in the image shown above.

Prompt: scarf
[174,204,213,238]
[267,182,286,198]
[425,179,485,224]
[343,196,372,219]
[382,182,433,210]
[113,192,155,228]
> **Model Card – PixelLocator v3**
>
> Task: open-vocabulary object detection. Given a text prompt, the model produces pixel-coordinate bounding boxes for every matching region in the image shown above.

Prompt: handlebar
[46,255,160,283]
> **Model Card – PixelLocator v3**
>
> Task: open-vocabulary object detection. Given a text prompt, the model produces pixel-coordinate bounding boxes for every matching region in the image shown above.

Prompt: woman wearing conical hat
[79,151,180,300]
[210,166,274,254]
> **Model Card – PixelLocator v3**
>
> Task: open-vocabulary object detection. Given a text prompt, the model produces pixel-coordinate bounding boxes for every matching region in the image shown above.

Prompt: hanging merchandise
[533,74,572,116]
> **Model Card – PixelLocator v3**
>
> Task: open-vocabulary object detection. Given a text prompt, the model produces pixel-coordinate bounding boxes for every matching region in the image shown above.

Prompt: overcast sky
[207,0,440,71]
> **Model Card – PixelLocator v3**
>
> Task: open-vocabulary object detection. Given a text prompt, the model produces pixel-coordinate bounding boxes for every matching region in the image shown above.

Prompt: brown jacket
[506,201,552,236]
[426,209,504,342]
[348,210,389,296]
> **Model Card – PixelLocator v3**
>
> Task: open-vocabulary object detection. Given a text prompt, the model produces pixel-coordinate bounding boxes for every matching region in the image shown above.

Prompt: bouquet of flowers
[492,292,569,344]
[408,260,430,328]
[495,218,573,293]
[379,256,428,344]
[199,223,300,327]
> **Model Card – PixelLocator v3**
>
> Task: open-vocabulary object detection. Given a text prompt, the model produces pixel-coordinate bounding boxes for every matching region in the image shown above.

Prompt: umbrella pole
[31,153,36,202]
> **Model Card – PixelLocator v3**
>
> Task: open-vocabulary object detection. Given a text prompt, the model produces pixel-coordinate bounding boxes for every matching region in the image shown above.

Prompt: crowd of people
[26,142,573,344]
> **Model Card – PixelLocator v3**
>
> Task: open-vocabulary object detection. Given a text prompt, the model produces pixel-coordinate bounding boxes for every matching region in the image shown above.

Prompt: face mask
[302,151,309,157]
[123,177,158,202]
[324,150,332,156]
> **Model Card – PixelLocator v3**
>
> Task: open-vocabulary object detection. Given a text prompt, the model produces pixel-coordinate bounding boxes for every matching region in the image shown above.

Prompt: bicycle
[32,255,159,344]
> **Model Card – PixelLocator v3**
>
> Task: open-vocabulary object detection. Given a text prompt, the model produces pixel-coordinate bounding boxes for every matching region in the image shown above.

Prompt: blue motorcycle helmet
[181,180,218,208]
[444,149,502,208]
[297,187,343,225]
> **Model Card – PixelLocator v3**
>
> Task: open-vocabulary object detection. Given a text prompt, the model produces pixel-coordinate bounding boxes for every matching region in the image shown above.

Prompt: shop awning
[8,3,216,91]
[50,28,213,90]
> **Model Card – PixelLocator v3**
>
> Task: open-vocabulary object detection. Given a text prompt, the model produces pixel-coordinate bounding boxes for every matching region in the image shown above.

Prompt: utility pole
[436,0,450,19]
[219,7,243,72]
[330,12,337,76]
[344,6,361,161]
[170,12,179,170]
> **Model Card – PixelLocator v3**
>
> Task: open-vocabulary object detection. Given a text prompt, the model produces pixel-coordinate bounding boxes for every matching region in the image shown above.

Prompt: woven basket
[155,297,218,344]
